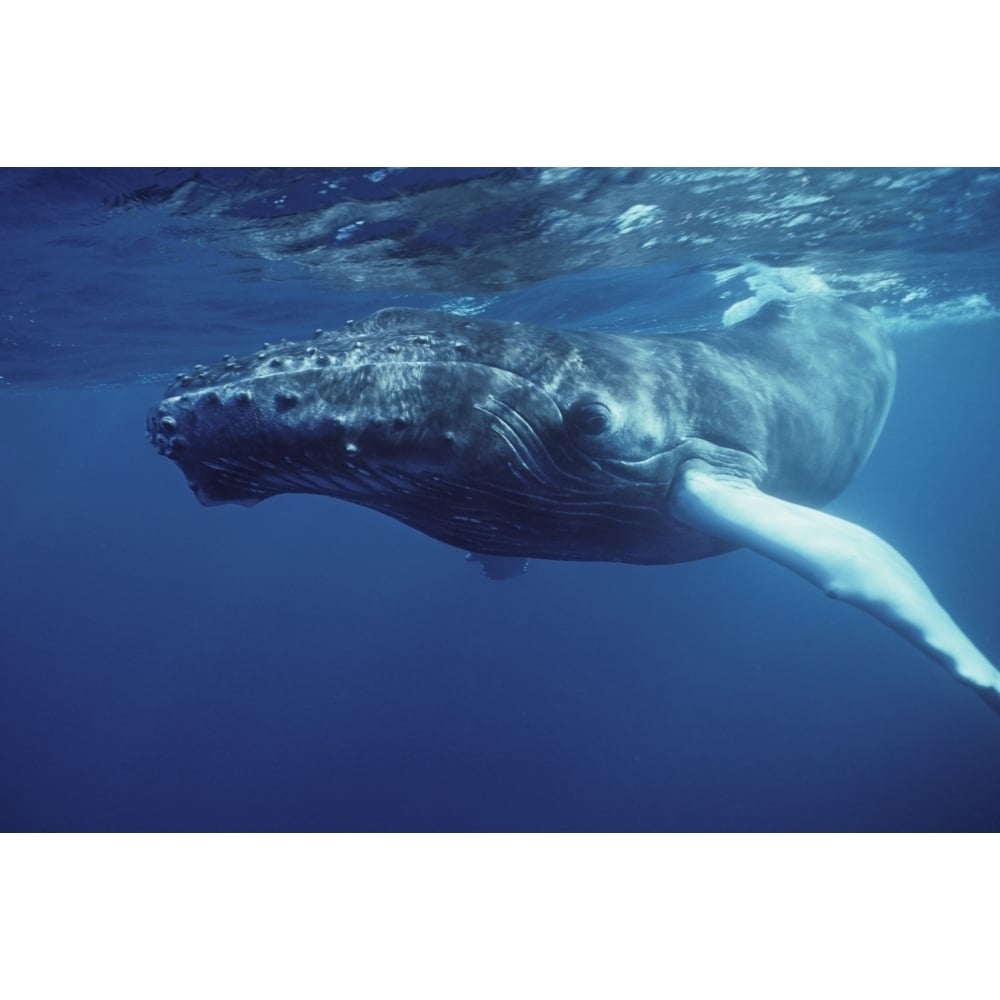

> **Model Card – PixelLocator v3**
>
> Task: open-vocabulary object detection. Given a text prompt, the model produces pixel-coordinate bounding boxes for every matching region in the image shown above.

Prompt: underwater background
[2,167,999,832]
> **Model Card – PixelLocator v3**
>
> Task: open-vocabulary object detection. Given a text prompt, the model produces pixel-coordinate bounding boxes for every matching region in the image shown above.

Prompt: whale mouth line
[195,451,456,505]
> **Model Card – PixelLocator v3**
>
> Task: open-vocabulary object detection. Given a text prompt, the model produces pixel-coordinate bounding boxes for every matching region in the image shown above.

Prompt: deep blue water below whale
[2,167,999,832]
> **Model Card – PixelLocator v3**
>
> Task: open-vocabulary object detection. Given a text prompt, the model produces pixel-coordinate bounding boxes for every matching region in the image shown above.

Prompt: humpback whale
[147,297,1000,712]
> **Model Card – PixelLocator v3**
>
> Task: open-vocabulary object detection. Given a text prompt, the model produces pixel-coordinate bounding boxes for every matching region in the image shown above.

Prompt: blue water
[2,167,999,831]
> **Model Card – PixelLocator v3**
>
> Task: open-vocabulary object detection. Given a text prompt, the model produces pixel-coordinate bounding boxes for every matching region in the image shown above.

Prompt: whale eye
[567,400,612,436]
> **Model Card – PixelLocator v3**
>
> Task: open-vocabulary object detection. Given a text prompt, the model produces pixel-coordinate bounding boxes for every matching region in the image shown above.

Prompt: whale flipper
[671,461,1000,713]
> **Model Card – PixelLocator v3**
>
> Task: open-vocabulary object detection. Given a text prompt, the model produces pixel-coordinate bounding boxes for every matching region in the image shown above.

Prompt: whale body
[148,299,1000,712]
[146,300,893,561]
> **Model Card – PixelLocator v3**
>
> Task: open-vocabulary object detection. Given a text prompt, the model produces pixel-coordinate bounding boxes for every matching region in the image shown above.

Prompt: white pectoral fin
[671,462,1000,713]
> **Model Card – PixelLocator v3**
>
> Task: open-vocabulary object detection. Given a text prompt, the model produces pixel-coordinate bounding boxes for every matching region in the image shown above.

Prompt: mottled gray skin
[148,298,895,565]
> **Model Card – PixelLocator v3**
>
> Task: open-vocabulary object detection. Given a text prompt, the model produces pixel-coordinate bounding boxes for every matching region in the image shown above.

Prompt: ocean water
[1,166,999,832]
